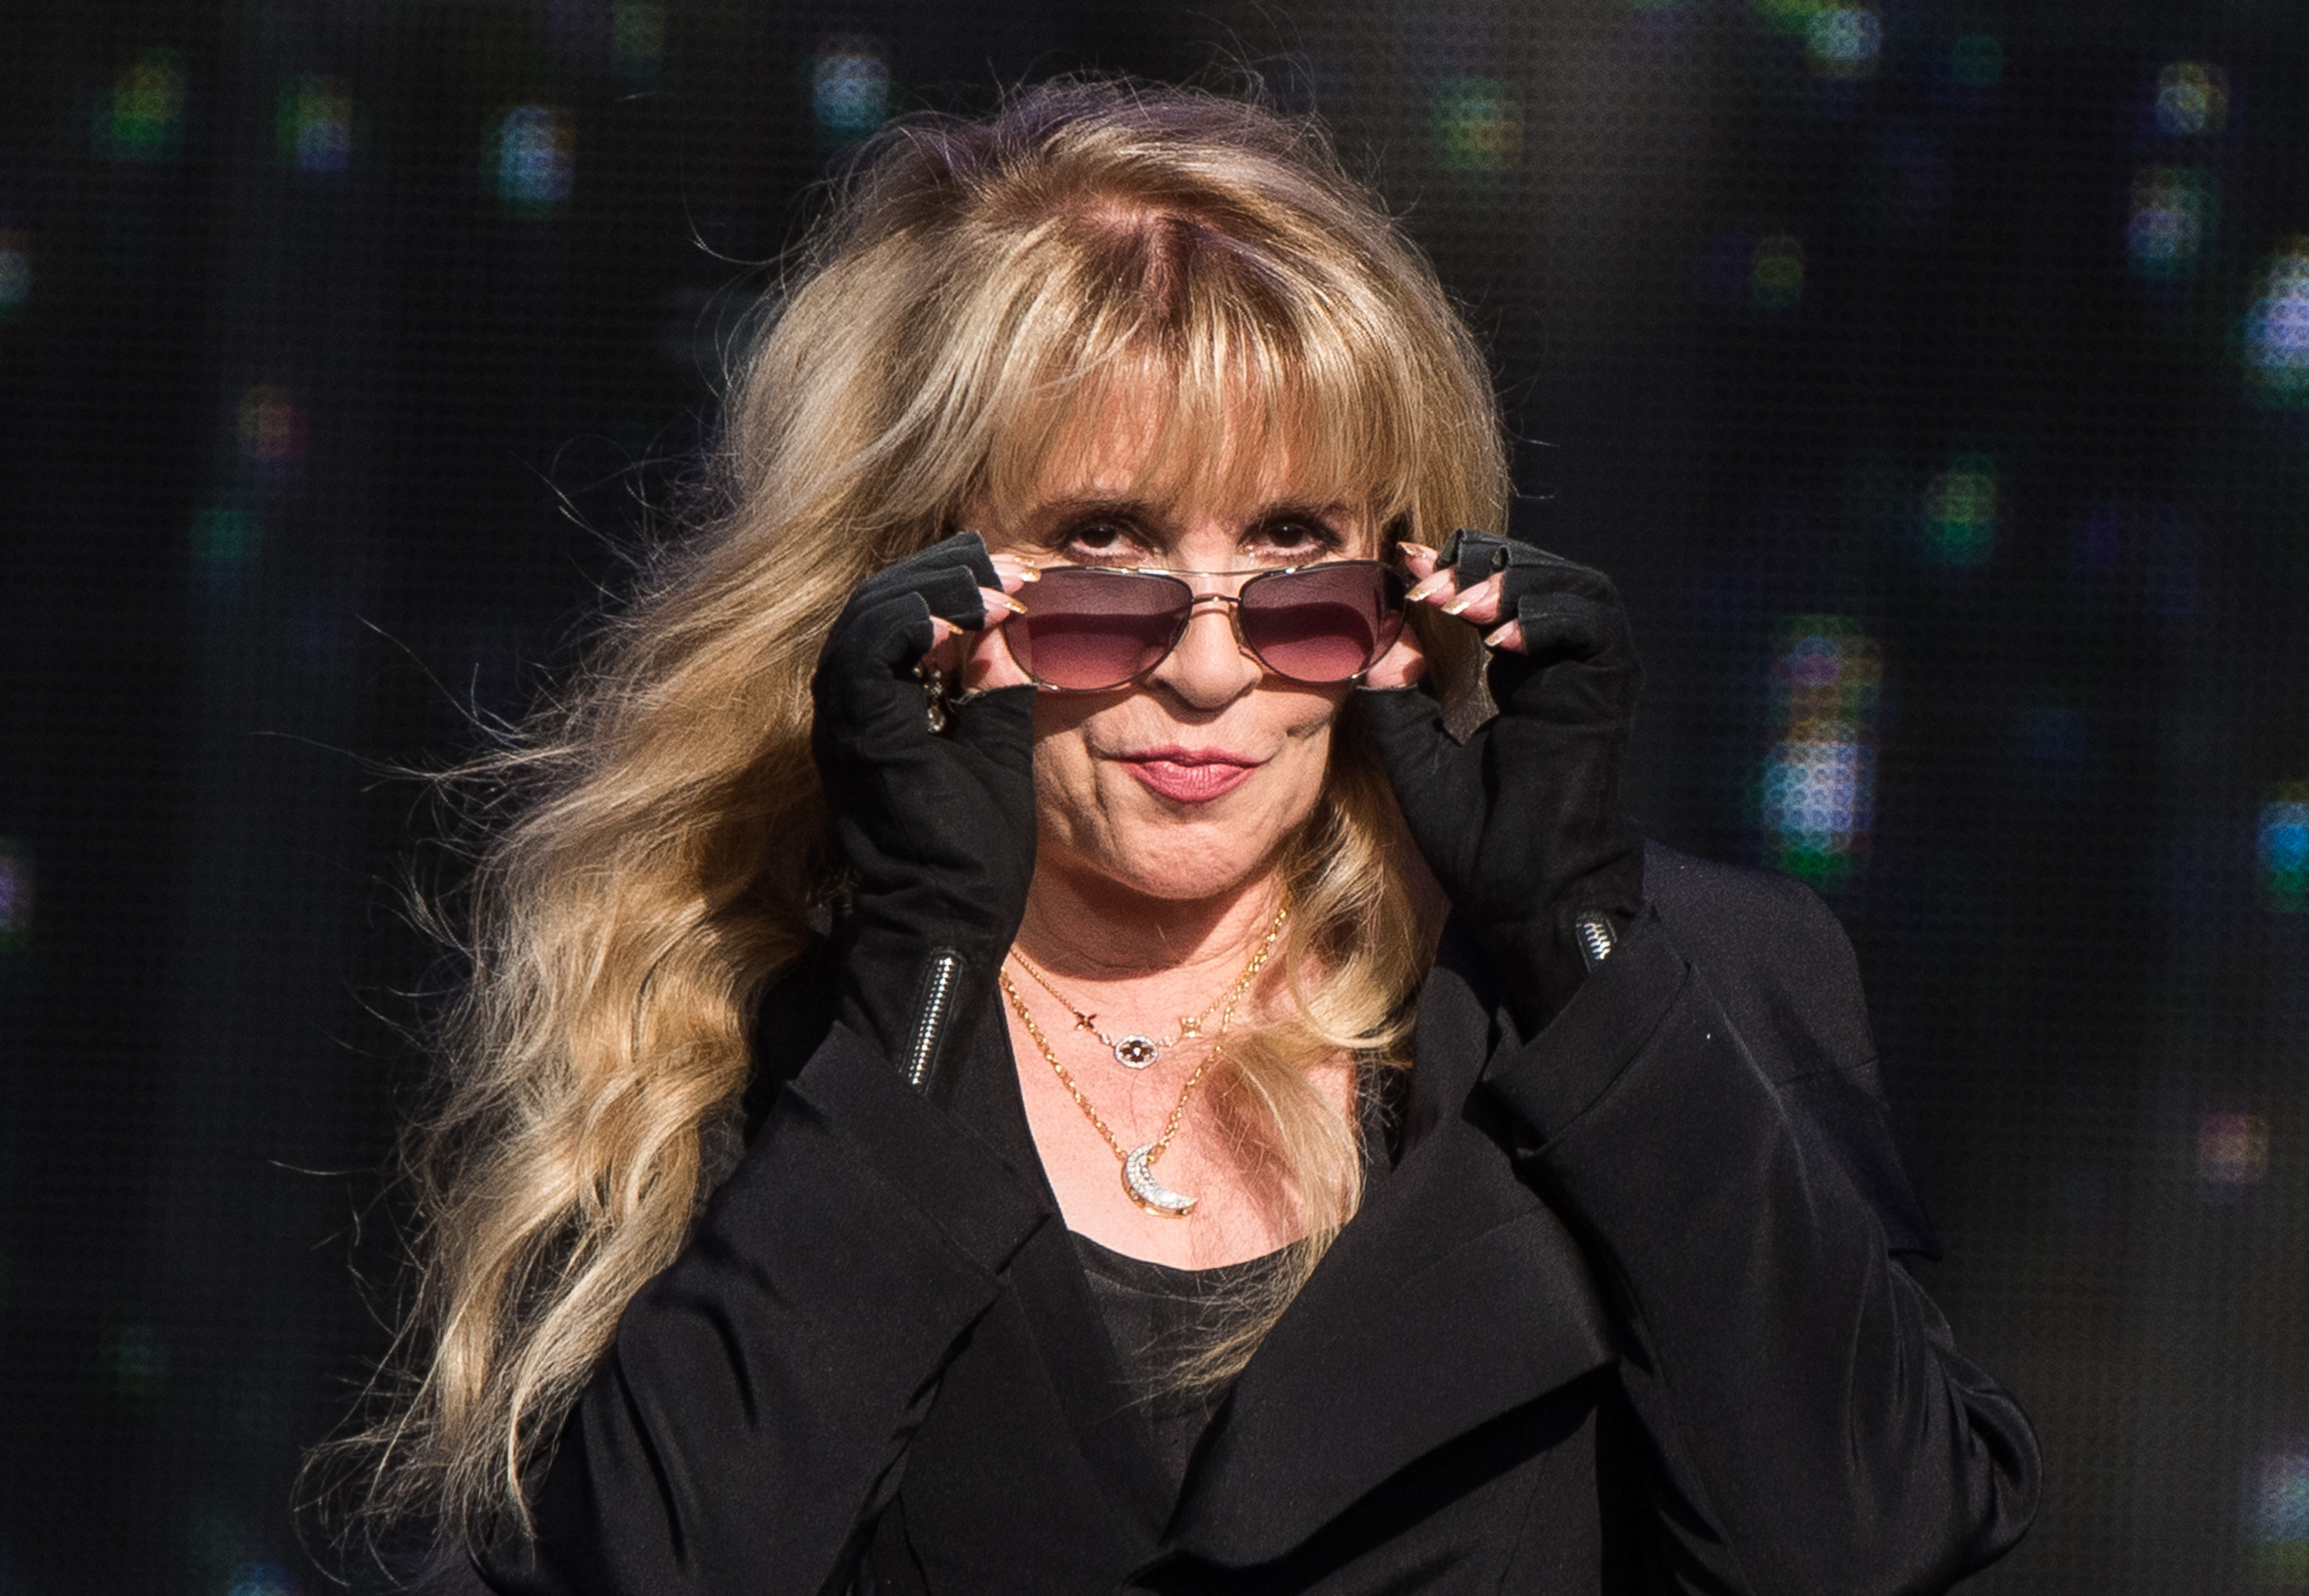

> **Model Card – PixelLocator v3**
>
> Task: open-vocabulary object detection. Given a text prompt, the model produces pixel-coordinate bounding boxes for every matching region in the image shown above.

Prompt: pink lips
[1121,746,1262,803]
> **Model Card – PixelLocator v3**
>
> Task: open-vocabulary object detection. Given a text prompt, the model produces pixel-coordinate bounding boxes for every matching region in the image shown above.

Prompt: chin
[1110,844,1271,903]
[1097,800,1311,903]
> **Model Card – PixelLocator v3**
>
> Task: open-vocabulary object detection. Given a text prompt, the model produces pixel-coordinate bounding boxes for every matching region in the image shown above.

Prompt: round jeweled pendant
[1112,1034,1160,1069]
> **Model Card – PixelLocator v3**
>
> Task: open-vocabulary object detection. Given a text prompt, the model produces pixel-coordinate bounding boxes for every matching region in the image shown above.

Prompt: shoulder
[1641,839,1876,1087]
[1641,840,1940,1257]
[1642,838,1854,970]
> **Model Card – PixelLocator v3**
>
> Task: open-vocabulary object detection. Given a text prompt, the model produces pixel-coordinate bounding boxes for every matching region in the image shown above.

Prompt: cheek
[1027,737,1095,848]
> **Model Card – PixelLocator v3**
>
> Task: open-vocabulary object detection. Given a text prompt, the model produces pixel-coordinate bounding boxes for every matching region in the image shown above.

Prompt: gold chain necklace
[999,906,1288,1217]
[1009,902,1288,1069]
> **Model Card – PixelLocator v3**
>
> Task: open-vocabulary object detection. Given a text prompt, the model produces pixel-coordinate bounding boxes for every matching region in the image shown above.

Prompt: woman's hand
[810,532,1040,1090]
[1358,529,1646,1034]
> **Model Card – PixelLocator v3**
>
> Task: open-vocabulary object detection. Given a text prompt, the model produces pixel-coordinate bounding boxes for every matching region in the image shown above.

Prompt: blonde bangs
[954,209,1432,544]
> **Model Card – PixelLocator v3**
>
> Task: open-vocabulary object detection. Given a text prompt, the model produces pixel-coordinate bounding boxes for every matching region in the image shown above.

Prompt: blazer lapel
[1161,956,1615,1569]
[942,1000,1178,1540]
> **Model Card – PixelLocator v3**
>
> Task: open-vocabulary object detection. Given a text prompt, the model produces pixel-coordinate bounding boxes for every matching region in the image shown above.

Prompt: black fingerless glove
[810,533,1038,1093]
[1359,529,1646,1037]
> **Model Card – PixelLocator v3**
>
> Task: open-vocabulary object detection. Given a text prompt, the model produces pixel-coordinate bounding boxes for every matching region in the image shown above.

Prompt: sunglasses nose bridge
[1155,589,1267,689]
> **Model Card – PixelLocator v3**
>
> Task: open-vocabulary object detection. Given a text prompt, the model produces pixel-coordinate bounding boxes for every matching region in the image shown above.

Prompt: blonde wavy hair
[325,78,1512,1553]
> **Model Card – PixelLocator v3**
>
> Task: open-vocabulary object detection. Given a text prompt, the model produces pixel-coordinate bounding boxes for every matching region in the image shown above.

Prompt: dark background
[3,2,2306,1591]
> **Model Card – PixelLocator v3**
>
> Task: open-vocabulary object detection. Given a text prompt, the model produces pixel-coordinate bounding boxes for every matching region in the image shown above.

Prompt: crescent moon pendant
[1122,1144,1196,1216]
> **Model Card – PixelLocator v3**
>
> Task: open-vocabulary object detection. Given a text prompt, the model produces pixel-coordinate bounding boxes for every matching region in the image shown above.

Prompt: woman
[340,81,2039,1594]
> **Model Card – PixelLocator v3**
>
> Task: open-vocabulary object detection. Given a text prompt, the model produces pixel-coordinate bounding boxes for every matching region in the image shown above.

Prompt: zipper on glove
[904,949,964,1093]
[1573,913,1618,971]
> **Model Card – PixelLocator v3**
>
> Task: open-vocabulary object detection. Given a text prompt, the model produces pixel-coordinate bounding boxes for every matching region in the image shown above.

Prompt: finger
[1442,529,1512,592]
[854,536,997,629]
[1482,618,1527,653]
[980,586,1026,626]
[925,622,968,674]
[1438,572,1509,628]
[840,592,940,676]
[1405,566,1459,606]
[961,621,1034,692]
[1362,626,1428,689]
[1513,591,1618,663]
[989,554,1041,595]
[1398,542,1442,582]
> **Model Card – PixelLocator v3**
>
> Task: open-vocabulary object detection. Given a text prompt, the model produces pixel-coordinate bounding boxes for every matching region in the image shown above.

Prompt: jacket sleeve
[475,1020,1049,1596]
[1482,882,2040,1596]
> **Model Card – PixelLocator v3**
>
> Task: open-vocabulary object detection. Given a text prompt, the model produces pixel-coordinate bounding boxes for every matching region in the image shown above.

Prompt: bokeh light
[0,230,28,319]
[99,47,187,163]
[1949,34,2003,88]
[2244,240,2309,409]
[495,105,573,214]
[1430,78,1523,172]
[1750,234,1805,310]
[2155,61,2229,139]
[2260,783,2309,912]
[812,38,891,140]
[236,385,306,465]
[226,1563,300,1596]
[2065,499,2201,623]
[275,75,351,175]
[107,1324,167,1398]
[2014,704,2087,796]
[2127,166,2215,281]
[1921,452,1996,566]
[611,2,665,86]
[1749,0,1821,38]
[192,507,259,566]
[2197,1111,2269,1202]
[1758,617,1881,892]
[1804,4,1881,79]
[2248,1445,2309,1585]
[0,838,32,952]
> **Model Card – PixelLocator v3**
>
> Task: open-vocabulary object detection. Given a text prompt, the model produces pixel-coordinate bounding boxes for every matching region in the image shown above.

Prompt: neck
[1014,857,1286,988]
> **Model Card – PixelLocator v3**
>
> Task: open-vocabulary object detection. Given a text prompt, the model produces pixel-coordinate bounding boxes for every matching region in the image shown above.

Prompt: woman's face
[962,389,1405,908]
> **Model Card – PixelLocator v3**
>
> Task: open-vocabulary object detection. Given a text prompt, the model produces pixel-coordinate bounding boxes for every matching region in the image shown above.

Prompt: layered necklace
[999,904,1288,1217]
[1011,933,1241,1070]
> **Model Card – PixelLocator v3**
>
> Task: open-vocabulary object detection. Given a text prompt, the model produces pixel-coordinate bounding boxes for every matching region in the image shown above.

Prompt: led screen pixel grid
[1,2,2305,1591]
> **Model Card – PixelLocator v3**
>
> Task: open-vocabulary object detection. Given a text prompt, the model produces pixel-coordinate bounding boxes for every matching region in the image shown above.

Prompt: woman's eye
[1058,521,1144,563]
[1248,519,1343,559]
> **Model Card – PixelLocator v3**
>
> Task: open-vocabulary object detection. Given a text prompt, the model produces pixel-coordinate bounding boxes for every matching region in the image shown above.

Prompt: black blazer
[479,843,2039,1594]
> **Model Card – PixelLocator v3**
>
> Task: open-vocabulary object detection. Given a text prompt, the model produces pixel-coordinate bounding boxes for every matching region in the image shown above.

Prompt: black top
[477,842,2040,1595]
[1068,1232,1294,1495]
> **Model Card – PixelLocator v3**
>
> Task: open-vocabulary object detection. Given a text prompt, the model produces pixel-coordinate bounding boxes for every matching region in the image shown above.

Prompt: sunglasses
[1004,559,1408,693]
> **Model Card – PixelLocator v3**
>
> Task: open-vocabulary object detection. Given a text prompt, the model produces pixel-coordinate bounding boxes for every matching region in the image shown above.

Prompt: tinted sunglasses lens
[1011,569,1189,690]
[1238,563,1405,682]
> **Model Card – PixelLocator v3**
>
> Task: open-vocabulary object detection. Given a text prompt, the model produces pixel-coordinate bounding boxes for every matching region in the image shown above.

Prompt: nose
[1147,594,1261,711]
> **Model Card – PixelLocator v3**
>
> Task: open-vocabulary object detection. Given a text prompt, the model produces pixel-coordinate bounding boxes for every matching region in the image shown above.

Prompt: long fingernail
[986,589,1028,616]
[1442,592,1480,616]
[1405,572,1452,603]
[1398,542,1438,560]
[929,618,957,646]
[1484,620,1522,649]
